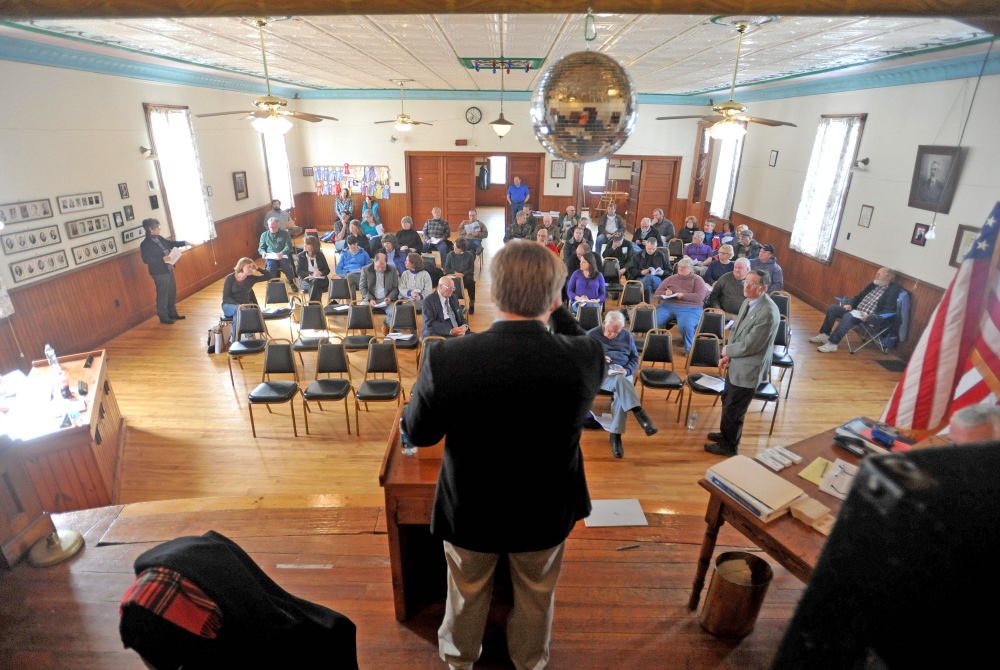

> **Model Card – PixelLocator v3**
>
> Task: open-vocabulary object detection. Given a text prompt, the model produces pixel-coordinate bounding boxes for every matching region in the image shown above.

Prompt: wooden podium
[0,435,56,568]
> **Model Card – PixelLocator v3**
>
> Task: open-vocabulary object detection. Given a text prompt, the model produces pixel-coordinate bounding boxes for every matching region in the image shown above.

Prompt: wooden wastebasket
[699,551,774,638]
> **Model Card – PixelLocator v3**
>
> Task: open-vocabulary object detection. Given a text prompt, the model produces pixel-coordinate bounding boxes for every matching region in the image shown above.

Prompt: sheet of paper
[166,247,184,264]
[373,299,390,308]
[263,252,281,260]
[464,223,479,235]
[850,309,864,318]
[819,458,858,501]
[798,457,833,485]
[584,499,649,527]
[694,375,726,392]
[387,332,415,341]
[725,320,735,330]
[330,304,350,313]
[657,293,678,300]
[594,412,615,432]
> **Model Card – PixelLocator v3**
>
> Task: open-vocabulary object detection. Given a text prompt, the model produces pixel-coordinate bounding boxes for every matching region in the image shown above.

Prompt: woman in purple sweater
[654,257,710,352]
[567,252,606,312]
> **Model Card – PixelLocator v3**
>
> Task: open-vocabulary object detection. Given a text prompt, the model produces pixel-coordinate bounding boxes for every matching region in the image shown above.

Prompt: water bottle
[399,417,417,456]
[44,344,60,370]
[687,411,698,430]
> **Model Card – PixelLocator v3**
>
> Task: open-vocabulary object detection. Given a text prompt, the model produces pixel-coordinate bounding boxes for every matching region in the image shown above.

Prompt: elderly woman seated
[654,257,710,352]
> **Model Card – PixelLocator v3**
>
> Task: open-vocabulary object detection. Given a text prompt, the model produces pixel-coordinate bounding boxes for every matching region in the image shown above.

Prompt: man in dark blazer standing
[706,269,780,457]
[421,276,469,339]
[139,218,188,325]
[405,241,605,670]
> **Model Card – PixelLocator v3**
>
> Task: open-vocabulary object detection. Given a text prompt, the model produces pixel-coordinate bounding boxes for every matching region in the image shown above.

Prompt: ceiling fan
[195,18,337,135]
[374,82,433,131]
[656,20,796,139]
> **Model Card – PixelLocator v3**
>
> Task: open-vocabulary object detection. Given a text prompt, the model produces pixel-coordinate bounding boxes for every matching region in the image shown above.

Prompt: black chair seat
[371,307,388,315]
[324,304,351,316]
[344,334,374,350]
[293,337,326,351]
[248,381,299,403]
[303,378,351,401]
[219,315,234,323]
[772,352,794,367]
[391,335,420,350]
[755,382,780,402]
[639,369,683,389]
[262,307,292,319]
[687,373,725,395]
[229,339,267,355]
[356,379,401,401]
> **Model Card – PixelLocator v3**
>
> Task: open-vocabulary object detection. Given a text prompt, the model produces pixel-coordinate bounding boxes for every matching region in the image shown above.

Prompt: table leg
[688,494,725,610]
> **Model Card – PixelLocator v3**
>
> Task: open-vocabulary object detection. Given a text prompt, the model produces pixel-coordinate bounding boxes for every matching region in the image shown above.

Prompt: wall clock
[465,107,482,124]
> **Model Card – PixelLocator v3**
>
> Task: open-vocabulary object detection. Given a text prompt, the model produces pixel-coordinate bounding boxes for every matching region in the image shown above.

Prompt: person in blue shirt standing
[506,175,530,224]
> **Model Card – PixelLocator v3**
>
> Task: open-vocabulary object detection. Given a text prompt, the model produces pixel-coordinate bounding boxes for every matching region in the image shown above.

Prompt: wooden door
[636,158,679,227]
[442,155,475,224]
[626,160,642,230]
[508,155,542,211]
[408,155,443,223]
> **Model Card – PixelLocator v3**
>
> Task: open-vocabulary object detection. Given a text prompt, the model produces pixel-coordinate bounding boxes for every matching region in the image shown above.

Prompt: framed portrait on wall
[769,150,779,167]
[858,204,873,228]
[118,182,129,199]
[233,171,249,200]
[950,224,981,268]
[550,160,567,179]
[911,223,929,247]
[124,204,134,221]
[908,145,965,214]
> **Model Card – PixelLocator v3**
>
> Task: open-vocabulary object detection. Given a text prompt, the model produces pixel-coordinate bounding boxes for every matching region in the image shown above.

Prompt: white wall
[0,61,273,288]
[734,74,1000,288]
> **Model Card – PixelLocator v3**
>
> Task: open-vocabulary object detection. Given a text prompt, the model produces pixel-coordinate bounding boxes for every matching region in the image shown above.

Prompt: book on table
[706,455,806,522]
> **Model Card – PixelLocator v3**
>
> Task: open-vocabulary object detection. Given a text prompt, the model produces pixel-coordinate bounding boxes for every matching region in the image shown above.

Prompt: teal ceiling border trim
[0,33,306,98]
[292,88,708,105]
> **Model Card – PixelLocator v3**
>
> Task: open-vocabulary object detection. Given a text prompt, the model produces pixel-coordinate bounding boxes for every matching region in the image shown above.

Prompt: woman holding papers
[654,258,710,352]
[567,252,606,312]
[139,218,189,325]
[296,235,331,297]
[222,258,274,319]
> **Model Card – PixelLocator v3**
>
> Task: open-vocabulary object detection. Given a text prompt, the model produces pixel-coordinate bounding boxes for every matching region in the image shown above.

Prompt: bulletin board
[312,165,391,199]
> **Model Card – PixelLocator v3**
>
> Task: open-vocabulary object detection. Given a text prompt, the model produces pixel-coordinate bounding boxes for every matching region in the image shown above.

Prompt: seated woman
[222,257,273,319]
[567,251,606,312]
[296,235,331,297]
[678,216,699,244]
[445,237,477,315]
[718,220,736,248]
[346,220,371,255]
[704,244,735,285]
[360,212,380,240]
[361,194,380,225]
[381,233,407,274]
[536,228,559,254]
[653,257,710,352]
[399,252,433,312]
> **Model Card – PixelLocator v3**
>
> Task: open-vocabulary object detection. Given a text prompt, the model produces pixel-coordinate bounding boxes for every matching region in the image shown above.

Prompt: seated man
[810,267,900,353]
[654,258,711,352]
[258,219,297,291]
[587,311,658,458]
[563,231,588,274]
[358,251,399,313]
[602,230,634,283]
[557,204,580,233]
[421,276,470,339]
[750,244,784,293]
[457,208,488,254]
[533,213,560,243]
[505,209,534,243]
[701,218,718,250]
[422,207,451,258]
[684,231,714,275]
[949,405,1000,443]
[652,208,675,242]
[733,229,762,260]
[708,257,752,319]
[335,235,372,297]
[594,202,625,259]
[395,216,423,255]
[264,199,304,238]
[629,237,671,302]
[563,216,594,246]
[632,217,662,251]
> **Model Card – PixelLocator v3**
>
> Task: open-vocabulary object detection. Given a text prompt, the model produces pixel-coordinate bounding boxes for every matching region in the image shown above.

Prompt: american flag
[882,202,1000,432]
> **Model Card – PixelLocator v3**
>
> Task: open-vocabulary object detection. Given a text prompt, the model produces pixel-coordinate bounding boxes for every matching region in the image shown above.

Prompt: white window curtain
[262,132,295,209]
[146,105,215,244]
[709,131,745,219]
[790,115,865,260]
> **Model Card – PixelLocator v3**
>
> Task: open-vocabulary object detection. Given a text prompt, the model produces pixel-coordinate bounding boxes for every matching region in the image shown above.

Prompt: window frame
[489,155,507,185]
[581,158,609,187]
[708,125,746,220]
[261,132,295,211]
[790,113,868,263]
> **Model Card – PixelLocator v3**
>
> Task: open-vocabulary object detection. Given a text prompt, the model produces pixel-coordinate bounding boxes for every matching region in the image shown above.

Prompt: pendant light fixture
[490,58,514,138]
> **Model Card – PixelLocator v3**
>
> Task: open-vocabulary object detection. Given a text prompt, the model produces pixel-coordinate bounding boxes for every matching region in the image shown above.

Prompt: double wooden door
[406,153,476,225]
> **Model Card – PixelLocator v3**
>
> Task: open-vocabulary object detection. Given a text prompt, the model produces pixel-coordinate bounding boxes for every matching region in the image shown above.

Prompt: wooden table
[688,425,862,610]
[4,351,126,514]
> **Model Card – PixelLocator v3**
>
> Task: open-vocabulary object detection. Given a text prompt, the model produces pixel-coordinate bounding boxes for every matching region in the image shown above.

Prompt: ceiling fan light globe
[709,118,746,141]
[395,122,413,132]
[252,115,293,135]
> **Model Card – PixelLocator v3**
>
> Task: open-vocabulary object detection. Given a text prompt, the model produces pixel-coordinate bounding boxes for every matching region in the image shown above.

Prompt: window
[489,156,507,185]
[790,114,866,260]
[262,132,294,210]
[582,158,609,187]
[709,131,745,219]
[144,104,215,244]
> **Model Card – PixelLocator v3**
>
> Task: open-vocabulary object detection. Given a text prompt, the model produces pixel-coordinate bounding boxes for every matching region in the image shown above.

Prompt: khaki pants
[439,540,566,670]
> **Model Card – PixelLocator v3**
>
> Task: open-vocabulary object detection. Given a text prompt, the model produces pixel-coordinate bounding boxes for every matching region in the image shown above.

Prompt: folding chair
[636,330,684,422]
[305,280,327,305]
[667,238,684,262]
[683,333,725,427]
[771,290,791,323]
[417,336,447,372]
[771,316,795,399]
[302,341,353,435]
[846,290,910,354]
[292,302,331,368]
[450,276,468,313]
[753,369,781,436]
[228,304,269,387]
[354,340,404,436]
[602,257,623,302]
[262,279,295,339]
[387,299,421,371]
[248,340,303,438]
[577,302,602,331]
[342,302,376,359]
[629,304,657,352]
[696,308,727,341]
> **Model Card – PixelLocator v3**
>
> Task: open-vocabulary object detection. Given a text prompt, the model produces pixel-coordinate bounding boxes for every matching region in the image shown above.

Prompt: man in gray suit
[358,251,399,313]
[706,269,780,457]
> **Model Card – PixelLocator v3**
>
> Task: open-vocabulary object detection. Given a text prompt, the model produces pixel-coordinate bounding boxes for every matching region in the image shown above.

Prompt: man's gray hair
[693,231,705,242]
[604,310,626,327]
[437,275,455,287]
[750,269,770,290]
[884,268,897,279]
[640,217,652,227]
[677,257,695,269]
[734,257,752,268]
[951,404,1000,434]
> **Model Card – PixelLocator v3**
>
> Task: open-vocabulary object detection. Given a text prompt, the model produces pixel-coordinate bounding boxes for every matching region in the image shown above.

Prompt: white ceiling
[12,14,990,95]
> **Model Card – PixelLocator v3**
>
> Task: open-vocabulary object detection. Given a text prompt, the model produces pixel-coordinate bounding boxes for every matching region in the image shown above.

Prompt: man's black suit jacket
[421,290,467,338]
[404,319,605,553]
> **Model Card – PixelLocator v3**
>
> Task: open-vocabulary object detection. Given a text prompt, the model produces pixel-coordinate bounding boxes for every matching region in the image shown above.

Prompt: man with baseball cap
[750,244,784,293]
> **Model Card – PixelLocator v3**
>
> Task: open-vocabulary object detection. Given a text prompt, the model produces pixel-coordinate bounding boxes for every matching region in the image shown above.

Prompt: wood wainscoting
[731,211,944,362]
[0,205,270,373]
[293,191,410,234]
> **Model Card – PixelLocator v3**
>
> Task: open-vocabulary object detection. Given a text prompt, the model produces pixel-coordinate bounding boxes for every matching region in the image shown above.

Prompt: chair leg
[784,368,794,399]
[640,383,646,404]
[675,387,684,423]
[769,396,779,436]
[249,403,256,438]
[355,398,361,436]
[344,398,351,435]
[291,398,299,437]
[684,390,693,427]
[228,356,235,387]
[303,398,310,435]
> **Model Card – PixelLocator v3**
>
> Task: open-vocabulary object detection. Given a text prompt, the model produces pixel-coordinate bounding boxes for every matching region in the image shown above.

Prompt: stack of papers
[386,332,415,341]
[707,455,806,522]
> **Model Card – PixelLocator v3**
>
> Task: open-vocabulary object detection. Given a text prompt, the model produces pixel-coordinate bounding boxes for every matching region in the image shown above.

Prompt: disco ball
[531,51,638,162]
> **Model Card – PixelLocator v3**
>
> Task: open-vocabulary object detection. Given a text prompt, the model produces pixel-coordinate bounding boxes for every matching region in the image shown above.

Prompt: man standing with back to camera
[405,241,605,670]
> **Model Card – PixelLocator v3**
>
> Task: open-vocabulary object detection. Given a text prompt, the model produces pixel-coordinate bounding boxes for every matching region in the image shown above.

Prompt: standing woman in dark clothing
[445,237,477,315]
[139,218,189,325]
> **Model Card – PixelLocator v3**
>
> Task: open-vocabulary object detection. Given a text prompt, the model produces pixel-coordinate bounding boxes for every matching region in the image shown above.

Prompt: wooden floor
[0,207,909,669]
